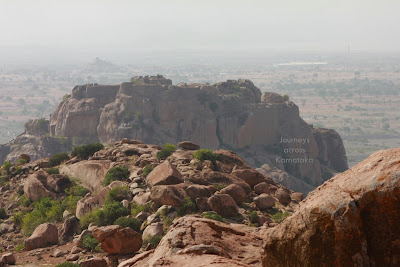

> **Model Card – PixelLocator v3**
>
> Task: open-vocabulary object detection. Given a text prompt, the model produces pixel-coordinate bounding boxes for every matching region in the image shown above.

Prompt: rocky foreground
[0,140,399,266]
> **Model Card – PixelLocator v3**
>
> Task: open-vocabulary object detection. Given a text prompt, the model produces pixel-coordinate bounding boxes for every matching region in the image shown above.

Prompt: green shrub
[80,201,130,229]
[71,143,104,160]
[103,166,130,186]
[271,211,290,223]
[15,242,24,252]
[131,203,152,217]
[177,197,197,217]
[0,175,8,186]
[202,212,225,222]
[22,198,63,236]
[212,183,227,190]
[143,235,163,248]
[45,167,59,175]
[114,217,141,232]
[156,143,177,160]
[248,210,259,224]
[82,233,99,251]
[65,184,89,197]
[49,153,69,167]
[282,94,289,101]
[56,263,80,267]
[162,216,173,232]
[2,161,12,174]
[12,211,25,225]
[193,149,220,163]
[17,195,31,207]
[0,208,7,219]
[142,164,153,177]
[16,158,28,165]
[105,186,131,204]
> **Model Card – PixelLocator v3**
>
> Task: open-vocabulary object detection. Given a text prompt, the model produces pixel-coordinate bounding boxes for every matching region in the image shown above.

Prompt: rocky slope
[0,139,300,266]
[0,76,348,193]
[0,140,398,266]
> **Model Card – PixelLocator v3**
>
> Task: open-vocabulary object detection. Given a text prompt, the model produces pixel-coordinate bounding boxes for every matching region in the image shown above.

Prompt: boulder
[290,192,304,202]
[195,197,211,212]
[150,184,188,207]
[262,148,400,266]
[142,222,164,241]
[23,170,55,201]
[25,223,58,250]
[231,169,265,187]
[118,216,263,266]
[208,194,239,217]
[46,174,72,193]
[0,252,16,265]
[146,160,183,187]
[92,225,142,255]
[220,184,246,204]
[274,188,291,205]
[178,141,200,150]
[79,257,108,267]
[186,184,213,199]
[254,182,270,195]
[18,153,31,163]
[195,169,251,195]
[261,92,284,103]
[254,194,276,210]
[59,216,80,243]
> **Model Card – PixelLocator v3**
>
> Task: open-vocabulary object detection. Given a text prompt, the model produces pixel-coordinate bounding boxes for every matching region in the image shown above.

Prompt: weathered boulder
[23,170,55,201]
[79,257,108,267]
[118,216,263,266]
[146,160,183,187]
[150,184,188,207]
[254,182,270,195]
[178,141,200,150]
[186,184,213,199]
[220,184,246,204]
[274,188,291,205]
[0,252,16,265]
[261,92,285,103]
[231,169,265,187]
[25,223,58,250]
[254,194,276,210]
[290,192,303,202]
[142,222,164,241]
[92,225,143,255]
[208,194,239,217]
[60,160,112,193]
[262,148,400,266]
[59,216,80,244]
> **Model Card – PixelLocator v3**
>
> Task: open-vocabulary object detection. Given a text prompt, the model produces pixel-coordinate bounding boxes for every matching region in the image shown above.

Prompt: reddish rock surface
[92,225,143,255]
[262,148,400,266]
[25,223,58,251]
[146,160,183,187]
[118,216,263,266]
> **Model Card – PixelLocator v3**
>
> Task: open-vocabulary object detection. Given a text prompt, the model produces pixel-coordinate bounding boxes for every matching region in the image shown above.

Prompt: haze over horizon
[1,0,400,64]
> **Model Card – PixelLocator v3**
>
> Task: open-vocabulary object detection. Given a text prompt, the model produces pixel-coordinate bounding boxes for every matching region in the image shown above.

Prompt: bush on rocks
[71,143,104,160]
[102,166,130,186]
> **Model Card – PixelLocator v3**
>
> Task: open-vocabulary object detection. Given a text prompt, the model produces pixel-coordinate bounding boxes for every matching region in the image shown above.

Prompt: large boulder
[92,225,142,255]
[207,194,239,217]
[262,148,400,266]
[25,223,58,250]
[254,194,276,210]
[146,160,183,187]
[150,184,188,207]
[220,184,246,204]
[231,169,265,187]
[118,216,263,266]
[59,216,80,244]
[178,141,200,150]
[23,170,55,201]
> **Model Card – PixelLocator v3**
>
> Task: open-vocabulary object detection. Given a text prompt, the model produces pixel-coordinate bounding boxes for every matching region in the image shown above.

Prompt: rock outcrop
[118,216,263,266]
[262,148,400,266]
[0,76,348,193]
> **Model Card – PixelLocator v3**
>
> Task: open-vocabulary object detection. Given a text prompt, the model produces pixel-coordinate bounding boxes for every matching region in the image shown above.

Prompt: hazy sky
[1,0,400,64]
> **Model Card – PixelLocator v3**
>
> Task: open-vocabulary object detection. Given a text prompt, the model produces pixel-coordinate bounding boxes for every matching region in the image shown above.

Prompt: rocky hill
[0,76,348,193]
[0,140,398,266]
[0,139,301,266]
